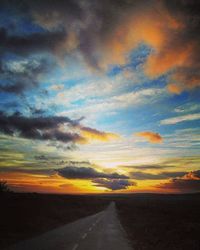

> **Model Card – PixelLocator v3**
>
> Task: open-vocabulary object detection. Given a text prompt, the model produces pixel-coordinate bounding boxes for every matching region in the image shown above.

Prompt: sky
[0,0,200,194]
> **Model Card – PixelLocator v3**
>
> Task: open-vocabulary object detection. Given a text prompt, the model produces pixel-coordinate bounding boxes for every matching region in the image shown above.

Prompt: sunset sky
[0,0,200,194]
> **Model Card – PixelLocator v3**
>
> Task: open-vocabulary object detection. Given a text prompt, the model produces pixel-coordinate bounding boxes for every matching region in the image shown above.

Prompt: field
[0,193,109,249]
[115,194,200,250]
[1,193,200,249]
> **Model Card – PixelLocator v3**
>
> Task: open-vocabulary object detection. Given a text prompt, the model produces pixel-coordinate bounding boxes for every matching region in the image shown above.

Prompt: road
[6,202,132,250]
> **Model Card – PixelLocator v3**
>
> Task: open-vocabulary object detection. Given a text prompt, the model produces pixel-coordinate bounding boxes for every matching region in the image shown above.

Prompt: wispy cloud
[61,88,165,120]
[131,171,186,180]
[160,113,200,125]
[174,104,200,114]
[121,164,174,170]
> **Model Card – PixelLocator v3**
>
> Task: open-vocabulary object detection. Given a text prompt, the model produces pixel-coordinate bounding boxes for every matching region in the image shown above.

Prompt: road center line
[82,233,87,239]
[72,243,79,250]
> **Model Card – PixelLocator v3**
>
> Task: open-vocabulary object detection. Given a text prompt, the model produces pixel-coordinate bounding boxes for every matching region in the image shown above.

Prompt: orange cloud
[102,2,182,66]
[32,1,199,93]
[144,44,192,77]
[156,170,200,193]
[167,83,183,94]
[102,2,199,93]
[135,131,163,144]
[80,127,120,142]
[182,171,200,181]
[172,69,200,91]
[167,69,200,94]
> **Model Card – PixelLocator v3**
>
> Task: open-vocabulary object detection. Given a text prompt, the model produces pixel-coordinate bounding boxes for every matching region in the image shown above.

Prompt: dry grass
[115,194,200,250]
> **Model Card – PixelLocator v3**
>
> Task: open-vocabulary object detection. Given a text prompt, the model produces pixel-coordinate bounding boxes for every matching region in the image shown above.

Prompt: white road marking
[82,233,87,239]
[72,243,79,250]
[89,226,92,231]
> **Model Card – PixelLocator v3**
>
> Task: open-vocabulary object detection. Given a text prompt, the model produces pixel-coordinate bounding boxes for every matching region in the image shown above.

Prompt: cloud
[160,113,200,125]
[174,103,200,114]
[156,170,200,192]
[94,1,198,92]
[167,67,200,94]
[63,87,165,119]
[0,27,66,56]
[0,57,54,94]
[57,166,129,180]
[0,167,53,176]
[131,171,186,180]
[135,131,163,143]
[1,1,198,95]
[49,84,65,91]
[103,1,178,64]
[92,179,134,191]
[122,164,174,170]
[0,0,199,93]
[184,170,200,180]
[0,112,85,144]
[34,155,49,161]
[167,83,183,95]
[0,18,71,94]
[0,112,119,145]
[80,127,120,142]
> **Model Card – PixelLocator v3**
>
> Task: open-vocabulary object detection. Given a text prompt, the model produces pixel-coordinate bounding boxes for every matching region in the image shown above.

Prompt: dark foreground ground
[115,193,200,250]
[0,193,200,250]
[0,193,109,249]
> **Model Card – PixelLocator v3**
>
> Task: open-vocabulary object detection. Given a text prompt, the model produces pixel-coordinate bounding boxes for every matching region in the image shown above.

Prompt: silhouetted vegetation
[0,181,10,194]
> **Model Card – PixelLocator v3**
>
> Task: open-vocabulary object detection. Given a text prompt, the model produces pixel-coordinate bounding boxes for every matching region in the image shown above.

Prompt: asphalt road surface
[6,202,132,250]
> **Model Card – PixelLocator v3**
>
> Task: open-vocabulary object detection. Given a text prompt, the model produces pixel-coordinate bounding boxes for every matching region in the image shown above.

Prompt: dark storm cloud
[57,166,129,180]
[0,112,118,145]
[0,112,85,144]
[157,170,200,192]
[0,22,64,94]
[0,82,26,94]
[93,179,134,191]
[0,56,54,94]
[0,0,153,70]
[0,27,66,56]
[131,171,186,180]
